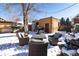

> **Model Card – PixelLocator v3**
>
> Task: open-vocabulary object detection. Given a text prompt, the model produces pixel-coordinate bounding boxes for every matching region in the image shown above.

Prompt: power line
[53,3,77,13]
[43,3,78,14]
[32,3,78,20]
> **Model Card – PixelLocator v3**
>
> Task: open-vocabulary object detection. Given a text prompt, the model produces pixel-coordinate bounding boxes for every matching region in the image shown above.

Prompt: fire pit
[29,34,48,56]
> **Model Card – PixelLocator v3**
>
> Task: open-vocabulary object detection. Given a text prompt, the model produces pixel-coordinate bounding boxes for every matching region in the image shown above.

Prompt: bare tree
[21,3,34,37]
[4,3,42,38]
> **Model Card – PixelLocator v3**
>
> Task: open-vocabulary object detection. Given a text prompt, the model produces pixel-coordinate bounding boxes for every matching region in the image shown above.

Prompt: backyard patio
[0,31,79,56]
[0,32,61,56]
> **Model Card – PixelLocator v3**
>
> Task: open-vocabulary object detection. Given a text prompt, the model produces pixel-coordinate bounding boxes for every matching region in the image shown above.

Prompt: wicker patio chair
[16,32,29,46]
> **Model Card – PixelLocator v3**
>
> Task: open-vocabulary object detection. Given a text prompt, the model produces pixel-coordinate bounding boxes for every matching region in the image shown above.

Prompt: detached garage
[32,16,59,33]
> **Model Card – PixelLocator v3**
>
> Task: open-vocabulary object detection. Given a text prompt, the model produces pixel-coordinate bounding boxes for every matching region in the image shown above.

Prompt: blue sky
[32,3,79,20]
[0,3,79,22]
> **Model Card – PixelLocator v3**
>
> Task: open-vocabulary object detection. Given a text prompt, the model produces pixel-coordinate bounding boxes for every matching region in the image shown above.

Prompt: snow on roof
[28,23,32,25]
[17,21,22,23]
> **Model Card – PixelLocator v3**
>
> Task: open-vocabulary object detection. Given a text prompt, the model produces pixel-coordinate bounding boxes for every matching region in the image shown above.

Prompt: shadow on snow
[0,43,28,51]
[12,52,28,56]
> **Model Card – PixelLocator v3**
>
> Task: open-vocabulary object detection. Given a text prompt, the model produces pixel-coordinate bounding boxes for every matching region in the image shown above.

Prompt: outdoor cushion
[53,33,62,39]
[31,34,46,39]
[48,33,62,46]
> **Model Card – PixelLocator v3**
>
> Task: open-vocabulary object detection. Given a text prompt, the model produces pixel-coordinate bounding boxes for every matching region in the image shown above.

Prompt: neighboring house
[73,15,79,31]
[32,16,59,33]
[0,18,22,33]
[15,23,32,32]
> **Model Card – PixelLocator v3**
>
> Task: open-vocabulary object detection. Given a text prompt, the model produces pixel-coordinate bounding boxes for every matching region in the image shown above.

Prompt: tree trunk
[21,3,28,37]
[24,13,28,37]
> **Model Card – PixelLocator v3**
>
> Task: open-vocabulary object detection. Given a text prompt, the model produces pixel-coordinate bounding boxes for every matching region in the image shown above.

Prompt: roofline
[32,16,59,22]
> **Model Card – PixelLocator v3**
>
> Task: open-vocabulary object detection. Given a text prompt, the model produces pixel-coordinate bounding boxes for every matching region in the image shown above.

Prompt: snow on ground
[0,32,57,56]
[0,33,29,56]
[61,47,77,56]
[77,49,79,54]
[0,32,78,56]
[47,44,61,56]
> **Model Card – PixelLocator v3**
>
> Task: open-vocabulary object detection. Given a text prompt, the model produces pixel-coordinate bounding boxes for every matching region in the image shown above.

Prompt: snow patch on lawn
[48,45,61,56]
[0,33,29,56]
[62,47,77,56]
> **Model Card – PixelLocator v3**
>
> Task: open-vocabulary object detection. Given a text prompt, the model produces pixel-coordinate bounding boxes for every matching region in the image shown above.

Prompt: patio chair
[16,32,29,46]
[48,33,62,46]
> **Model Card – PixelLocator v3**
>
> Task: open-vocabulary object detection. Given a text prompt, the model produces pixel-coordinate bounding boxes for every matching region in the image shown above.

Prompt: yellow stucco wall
[52,18,59,32]
[0,23,12,28]
[38,17,52,33]
[33,17,59,33]
[0,23,12,32]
